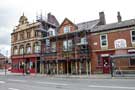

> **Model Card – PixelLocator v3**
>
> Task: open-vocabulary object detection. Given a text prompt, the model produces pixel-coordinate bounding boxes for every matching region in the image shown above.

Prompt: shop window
[97,55,102,66]
[130,58,135,65]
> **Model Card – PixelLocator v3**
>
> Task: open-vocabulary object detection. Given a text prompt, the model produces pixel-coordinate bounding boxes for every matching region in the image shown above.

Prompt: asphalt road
[0,75,135,90]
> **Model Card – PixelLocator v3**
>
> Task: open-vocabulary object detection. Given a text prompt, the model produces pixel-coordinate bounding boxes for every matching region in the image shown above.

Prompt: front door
[102,57,110,74]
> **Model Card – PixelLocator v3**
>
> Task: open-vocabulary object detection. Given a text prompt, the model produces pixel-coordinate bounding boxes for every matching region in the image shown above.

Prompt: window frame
[63,26,70,33]
[131,30,135,43]
[100,34,108,47]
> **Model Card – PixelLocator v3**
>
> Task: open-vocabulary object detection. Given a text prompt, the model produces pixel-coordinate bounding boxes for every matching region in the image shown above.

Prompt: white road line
[36,81,69,86]
[0,81,6,84]
[8,79,26,82]
[88,85,135,90]
[8,88,20,90]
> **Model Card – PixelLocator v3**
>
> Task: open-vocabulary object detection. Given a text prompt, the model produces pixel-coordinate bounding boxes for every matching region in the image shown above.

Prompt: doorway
[102,57,110,74]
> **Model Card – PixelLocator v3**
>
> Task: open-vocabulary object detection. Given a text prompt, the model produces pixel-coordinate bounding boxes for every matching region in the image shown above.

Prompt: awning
[110,54,135,59]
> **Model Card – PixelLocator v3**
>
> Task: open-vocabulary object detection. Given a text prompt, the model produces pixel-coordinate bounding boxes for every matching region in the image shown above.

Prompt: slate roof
[77,19,100,31]
[91,19,135,32]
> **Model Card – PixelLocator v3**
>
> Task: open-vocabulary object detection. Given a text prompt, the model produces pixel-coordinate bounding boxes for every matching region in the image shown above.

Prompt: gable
[58,18,77,35]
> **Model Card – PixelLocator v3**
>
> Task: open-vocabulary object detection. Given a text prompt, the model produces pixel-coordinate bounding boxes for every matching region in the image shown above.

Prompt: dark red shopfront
[95,51,114,74]
[11,55,37,74]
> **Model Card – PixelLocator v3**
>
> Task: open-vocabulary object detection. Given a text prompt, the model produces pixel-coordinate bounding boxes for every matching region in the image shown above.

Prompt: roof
[59,18,77,29]
[91,19,135,32]
[0,53,5,59]
[77,19,100,31]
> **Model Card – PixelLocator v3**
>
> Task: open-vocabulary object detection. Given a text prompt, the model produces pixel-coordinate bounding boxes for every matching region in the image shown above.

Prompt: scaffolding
[43,28,91,75]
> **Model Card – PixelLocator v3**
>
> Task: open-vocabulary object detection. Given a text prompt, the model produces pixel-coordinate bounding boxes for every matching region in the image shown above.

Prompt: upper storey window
[20,32,24,40]
[14,33,18,42]
[64,26,70,33]
[27,31,31,39]
[131,30,135,42]
[48,28,56,36]
[100,34,108,47]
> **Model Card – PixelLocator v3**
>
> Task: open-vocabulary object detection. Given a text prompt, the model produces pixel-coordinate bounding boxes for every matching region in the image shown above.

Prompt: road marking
[0,81,6,84]
[88,85,135,90]
[8,79,26,82]
[37,81,69,86]
[8,88,20,90]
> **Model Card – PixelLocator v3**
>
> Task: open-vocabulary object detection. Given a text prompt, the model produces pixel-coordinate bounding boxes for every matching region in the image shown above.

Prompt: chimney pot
[117,11,122,22]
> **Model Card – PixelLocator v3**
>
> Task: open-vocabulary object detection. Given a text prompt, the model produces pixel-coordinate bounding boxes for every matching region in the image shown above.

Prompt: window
[100,34,108,47]
[63,40,72,51]
[64,26,70,33]
[97,55,102,66]
[20,47,24,55]
[26,44,31,54]
[35,31,39,37]
[26,46,31,54]
[34,42,40,53]
[27,31,31,38]
[14,34,18,42]
[131,30,135,42]
[81,37,88,44]
[51,42,56,52]
[130,57,135,66]
[20,32,24,40]
[48,28,55,36]
[14,47,18,55]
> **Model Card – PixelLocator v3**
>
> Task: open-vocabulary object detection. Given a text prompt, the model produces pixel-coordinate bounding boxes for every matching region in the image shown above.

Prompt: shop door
[102,57,110,74]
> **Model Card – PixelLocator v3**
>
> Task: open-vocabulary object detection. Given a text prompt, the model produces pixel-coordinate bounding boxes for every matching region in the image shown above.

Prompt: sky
[0,0,135,57]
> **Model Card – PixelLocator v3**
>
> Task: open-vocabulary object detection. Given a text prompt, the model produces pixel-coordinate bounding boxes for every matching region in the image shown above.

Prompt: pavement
[0,75,135,90]
[1,71,135,79]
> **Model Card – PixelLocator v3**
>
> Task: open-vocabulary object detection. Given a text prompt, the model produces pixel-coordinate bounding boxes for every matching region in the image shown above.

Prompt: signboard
[114,39,127,49]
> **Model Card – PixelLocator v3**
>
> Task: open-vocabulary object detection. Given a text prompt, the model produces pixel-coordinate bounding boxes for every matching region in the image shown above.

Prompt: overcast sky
[0,0,135,56]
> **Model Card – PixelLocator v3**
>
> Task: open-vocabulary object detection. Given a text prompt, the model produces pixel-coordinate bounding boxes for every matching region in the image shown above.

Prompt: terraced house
[11,12,135,75]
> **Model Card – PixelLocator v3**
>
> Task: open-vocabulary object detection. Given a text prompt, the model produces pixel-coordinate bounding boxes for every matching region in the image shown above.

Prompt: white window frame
[34,44,40,53]
[64,26,70,33]
[131,30,135,44]
[100,34,108,47]
[27,46,31,54]
[20,47,24,55]
[14,48,18,55]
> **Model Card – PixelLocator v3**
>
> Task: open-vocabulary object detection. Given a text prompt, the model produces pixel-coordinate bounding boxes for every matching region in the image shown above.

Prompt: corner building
[11,13,59,74]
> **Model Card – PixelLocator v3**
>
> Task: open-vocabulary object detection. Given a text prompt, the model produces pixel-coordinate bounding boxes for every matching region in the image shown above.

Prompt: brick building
[90,12,135,74]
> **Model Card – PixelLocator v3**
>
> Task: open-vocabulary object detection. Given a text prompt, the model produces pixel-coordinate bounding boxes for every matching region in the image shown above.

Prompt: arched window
[26,43,31,54]
[19,45,24,55]
[34,42,40,53]
[13,46,18,55]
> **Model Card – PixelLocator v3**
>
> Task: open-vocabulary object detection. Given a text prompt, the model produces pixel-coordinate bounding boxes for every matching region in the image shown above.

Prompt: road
[0,75,135,90]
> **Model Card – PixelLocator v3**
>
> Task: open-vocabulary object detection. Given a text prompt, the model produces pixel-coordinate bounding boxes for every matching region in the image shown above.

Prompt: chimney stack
[99,12,106,25]
[117,11,122,22]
